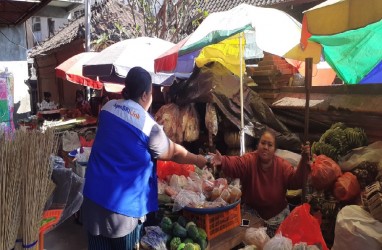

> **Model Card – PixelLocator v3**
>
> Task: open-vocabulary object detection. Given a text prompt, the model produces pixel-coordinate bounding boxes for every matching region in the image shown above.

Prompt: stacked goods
[364,181,382,222]
[311,122,368,161]
[247,53,295,104]
[159,216,208,250]
[160,168,242,210]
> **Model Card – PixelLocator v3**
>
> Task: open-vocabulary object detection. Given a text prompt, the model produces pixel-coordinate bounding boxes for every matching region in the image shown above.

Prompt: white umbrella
[83,37,175,85]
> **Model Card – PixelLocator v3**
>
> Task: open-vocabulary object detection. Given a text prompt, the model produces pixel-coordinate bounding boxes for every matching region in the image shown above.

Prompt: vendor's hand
[209,150,223,167]
[301,143,311,159]
[195,154,207,169]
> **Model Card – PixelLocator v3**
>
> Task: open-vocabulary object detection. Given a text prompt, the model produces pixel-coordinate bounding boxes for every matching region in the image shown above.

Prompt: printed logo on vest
[113,103,140,119]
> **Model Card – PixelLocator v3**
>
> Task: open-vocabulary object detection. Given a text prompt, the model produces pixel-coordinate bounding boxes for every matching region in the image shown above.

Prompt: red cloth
[221,151,306,220]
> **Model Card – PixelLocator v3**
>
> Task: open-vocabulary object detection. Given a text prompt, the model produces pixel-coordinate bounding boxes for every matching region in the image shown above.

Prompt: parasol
[301,0,382,84]
[82,37,175,85]
[155,3,331,154]
[155,3,323,74]
[55,52,103,89]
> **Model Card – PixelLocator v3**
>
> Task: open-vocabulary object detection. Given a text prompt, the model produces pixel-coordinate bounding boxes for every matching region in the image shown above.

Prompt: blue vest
[83,99,158,218]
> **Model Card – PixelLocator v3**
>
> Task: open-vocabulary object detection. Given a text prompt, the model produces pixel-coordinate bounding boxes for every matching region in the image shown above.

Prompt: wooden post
[302,57,312,203]
[304,58,312,143]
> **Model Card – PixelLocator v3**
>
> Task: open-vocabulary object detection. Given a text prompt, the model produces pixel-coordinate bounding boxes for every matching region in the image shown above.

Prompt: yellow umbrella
[304,0,382,35]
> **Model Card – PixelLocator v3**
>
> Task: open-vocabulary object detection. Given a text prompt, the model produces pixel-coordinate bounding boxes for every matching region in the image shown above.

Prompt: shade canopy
[83,37,175,86]
[55,52,103,89]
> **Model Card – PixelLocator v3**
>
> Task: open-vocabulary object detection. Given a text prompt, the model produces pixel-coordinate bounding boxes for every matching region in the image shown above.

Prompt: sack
[276,203,328,250]
[332,205,382,250]
[311,155,342,190]
[333,172,361,201]
[62,131,81,151]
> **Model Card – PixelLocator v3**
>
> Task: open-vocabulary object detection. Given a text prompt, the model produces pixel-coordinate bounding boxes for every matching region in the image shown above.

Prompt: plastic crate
[183,203,241,239]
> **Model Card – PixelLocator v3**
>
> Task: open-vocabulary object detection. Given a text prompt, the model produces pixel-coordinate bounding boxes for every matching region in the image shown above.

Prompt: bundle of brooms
[0,129,58,250]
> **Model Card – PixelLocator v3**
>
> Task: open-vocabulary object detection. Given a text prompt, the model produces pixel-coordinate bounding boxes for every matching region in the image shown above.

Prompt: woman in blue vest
[82,66,207,249]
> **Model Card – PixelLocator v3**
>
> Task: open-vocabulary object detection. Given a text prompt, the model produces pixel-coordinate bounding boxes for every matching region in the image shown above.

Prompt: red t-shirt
[221,151,305,220]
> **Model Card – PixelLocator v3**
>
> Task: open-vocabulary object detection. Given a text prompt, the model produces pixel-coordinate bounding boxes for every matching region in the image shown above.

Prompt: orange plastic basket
[183,203,241,239]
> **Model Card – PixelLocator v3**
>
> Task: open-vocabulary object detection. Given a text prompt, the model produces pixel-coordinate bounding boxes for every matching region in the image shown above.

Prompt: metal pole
[302,57,312,203]
[84,0,91,100]
[239,33,245,156]
[84,0,91,52]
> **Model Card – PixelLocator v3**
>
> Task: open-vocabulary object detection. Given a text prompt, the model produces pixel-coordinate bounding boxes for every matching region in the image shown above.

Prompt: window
[48,18,55,37]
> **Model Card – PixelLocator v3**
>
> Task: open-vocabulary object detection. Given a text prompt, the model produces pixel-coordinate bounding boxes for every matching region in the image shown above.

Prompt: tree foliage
[90,0,208,51]
[126,0,208,43]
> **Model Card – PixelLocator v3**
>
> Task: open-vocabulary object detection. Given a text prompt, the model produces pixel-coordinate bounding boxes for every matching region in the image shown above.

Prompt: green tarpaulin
[310,19,382,84]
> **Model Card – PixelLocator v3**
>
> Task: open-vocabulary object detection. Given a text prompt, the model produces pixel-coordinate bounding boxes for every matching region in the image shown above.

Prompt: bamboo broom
[19,129,58,250]
[0,130,23,250]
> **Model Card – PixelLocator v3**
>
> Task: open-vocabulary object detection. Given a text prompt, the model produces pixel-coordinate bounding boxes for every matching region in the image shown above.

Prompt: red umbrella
[55,52,103,89]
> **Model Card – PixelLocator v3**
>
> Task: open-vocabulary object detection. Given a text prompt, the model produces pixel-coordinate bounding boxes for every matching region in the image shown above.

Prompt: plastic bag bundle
[263,234,292,250]
[155,103,182,143]
[311,154,342,190]
[140,226,167,250]
[181,103,200,142]
[244,227,270,249]
[333,172,361,201]
[172,189,205,212]
[62,131,81,151]
[205,103,218,135]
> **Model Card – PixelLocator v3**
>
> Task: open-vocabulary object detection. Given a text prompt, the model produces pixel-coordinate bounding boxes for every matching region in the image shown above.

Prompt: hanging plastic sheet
[169,62,301,151]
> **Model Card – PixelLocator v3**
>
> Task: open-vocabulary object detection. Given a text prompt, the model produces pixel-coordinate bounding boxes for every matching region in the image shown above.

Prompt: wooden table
[209,215,263,249]
[209,226,246,249]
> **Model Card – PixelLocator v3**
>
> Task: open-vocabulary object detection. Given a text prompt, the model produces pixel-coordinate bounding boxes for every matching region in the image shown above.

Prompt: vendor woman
[210,129,310,237]
[75,89,92,115]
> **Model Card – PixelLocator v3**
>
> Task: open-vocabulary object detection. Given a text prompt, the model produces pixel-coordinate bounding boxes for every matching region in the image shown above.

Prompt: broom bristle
[0,129,58,250]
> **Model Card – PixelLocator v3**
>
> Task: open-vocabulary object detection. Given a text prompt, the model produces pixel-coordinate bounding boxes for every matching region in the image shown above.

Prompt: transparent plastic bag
[263,233,292,250]
[172,189,205,212]
[62,130,80,151]
[244,227,270,249]
[140,226,168,250]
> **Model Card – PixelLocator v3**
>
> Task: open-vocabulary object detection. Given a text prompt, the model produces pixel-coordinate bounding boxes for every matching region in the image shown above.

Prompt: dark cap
[122,66,152,100]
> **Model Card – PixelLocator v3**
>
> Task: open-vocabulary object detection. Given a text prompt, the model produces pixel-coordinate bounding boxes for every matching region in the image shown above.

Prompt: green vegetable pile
[312,122,368,161]
[160,215,208,250]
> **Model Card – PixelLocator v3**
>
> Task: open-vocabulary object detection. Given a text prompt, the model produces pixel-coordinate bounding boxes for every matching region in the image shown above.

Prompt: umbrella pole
[302,57,312,203]
[239,33,245,156]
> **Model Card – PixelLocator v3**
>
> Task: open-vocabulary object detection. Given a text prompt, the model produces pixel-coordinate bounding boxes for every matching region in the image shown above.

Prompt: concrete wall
[0,25,27,61]
[29,16,69,46]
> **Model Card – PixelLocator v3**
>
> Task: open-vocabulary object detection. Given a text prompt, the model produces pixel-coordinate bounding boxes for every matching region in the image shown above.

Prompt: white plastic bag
[339,141,382,171]
[263,233,292,250]
[332,205,382,250]
[62,131,81,151]
[244,227,270,250]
